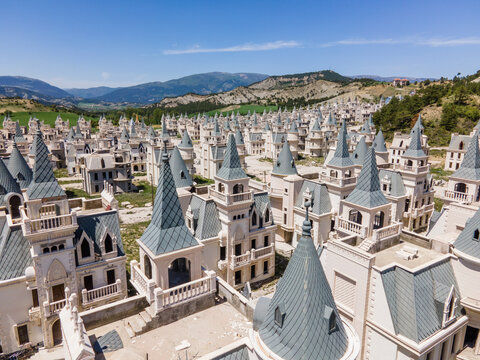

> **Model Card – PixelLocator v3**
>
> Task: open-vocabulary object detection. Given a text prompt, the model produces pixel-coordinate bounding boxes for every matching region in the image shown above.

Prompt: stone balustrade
[335,217,367,238]
[252,244,274,260]
[372,222,401,242]
[154,271,216,314]
[393,164,429,174]
[229,244,275,270]
[43,298,67,317]
[443,190,474,204]
[130,260,156,304]
[319,174,357,187]
[412,203,435,217]
[23,212,77,235]
[81,279,122,305]
[208,186,253,205]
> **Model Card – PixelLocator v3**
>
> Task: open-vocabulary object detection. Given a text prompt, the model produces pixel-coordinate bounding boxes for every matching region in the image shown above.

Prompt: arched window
[43,247,50,254]
[104,234,113,253]
[144,255,152,280]
[9,195,21,219]
[51,246,57,252]
[180,170,186,179]
[459,141,464,150]
[81,238,91,258]
[252,211,257,226]
[233,184,244,194]
[101,159,105,168]
[399,140,403,148]
[265,209,270,223]
[474,229,480,241]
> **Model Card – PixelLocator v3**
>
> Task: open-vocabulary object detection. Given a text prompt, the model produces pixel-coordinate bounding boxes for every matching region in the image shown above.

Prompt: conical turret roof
[178,130,193,148]
[8,142,32,189]
[161,118,169,139]
[147,126,156,140]
[288,120,298,133]
[14,122,25,142]
[311,117,321,132]
[272,141,298,176]
[0,157,21,206]
[27,130,65,199]
[372,130,387,153]
[216,134,247,180]
[403,127,426,158]
[328,121,354,167]
[169,147,193,188]
[345,147,388,208]
[453,134,480,180]
[120,127,130,141]
[212,118,222,136]
[258,203,349,360]
[235,129,245,145]
[351,136,368,165]
[139,145,199,255]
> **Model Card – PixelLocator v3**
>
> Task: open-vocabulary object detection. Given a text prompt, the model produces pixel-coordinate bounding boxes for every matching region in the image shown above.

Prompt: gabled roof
[452,134,480,180]
[453,206,480,259]
[75,211,124,257]
[403,127,426,158]
[258,204,349,360]
[345,147,388,208]
[216,134,247,181]
[272,133,287,144]
[372,130,387,152]
[295,180,332,215]
[7,142,32,189]
[0,221,32,281]
[328,121,354,168]
[272,141,298,176]
[381,259,460,342]
[251,192,273,225]
[264,122,271,131]
[0,157,21,206]
[350,136,368,165]
[139,148,199,255]
[178,130,193,148]
[169,147,193,188]
[189,195,222,240]
[27,130,65,200]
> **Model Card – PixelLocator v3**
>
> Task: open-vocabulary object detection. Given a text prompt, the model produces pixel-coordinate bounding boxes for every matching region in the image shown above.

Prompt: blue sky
[2,0,480,88]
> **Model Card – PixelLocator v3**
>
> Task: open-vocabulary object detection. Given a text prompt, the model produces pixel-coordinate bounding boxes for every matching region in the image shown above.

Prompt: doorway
[168,258,191,288]
[51,284,65,302]
[52,319,62,345]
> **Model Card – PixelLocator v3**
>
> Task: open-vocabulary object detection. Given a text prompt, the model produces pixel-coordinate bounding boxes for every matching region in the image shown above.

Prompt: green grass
[54,168,69,178]
[247,174,262,182]
[434,198,445,212]
[58,180,82,185]
[430,166,453,181]
[193,174,214,185]
[115,181,156,208]
[429,149,447,158]
[120,220,149,269]
[65,188,94,199]
[206,104,278,117]
[295,154,324,166]
[259,157,273,163]
[133,172,147,177]
[5,111,96,128]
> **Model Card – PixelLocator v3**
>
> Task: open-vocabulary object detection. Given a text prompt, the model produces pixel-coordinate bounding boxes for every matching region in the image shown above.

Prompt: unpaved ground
[118,206,152,224]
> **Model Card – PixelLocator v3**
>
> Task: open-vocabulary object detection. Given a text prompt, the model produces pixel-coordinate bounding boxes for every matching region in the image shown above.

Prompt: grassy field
[120,220,149,268]
[65,188,94,199]
[430,166,453,181]
[206,104,278,117]
[115,181,156,208]
[5,111,97,128]
[193,174,214,185]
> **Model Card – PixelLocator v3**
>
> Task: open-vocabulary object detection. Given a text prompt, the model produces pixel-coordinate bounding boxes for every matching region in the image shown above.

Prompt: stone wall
[400,230,431,249]
[80,295,149,330]
[217,277,255,321]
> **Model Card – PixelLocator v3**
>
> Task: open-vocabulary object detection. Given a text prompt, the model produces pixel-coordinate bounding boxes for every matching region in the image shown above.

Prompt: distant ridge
[0,76,71,99]
[64,86,121,99]
[350,75,437,82]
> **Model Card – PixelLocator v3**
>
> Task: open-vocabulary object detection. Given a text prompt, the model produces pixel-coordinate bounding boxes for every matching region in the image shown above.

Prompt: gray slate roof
[372,130,387,152]
[179,130,193,148]
[235,129,245,145]
[295,180,332,215]
[0,221,32,281]
[351,136,368,165]
[346,148,388,208]
[211,346,249,360]
[272,141,298,176]
[328,121,354,167]
[8,142,33,189]
[27,130,65,200]
[14,121,25,142]
[311,117,321,132]
[404,127,426,158]
[120,127,130,141]
[75,211,125,257]
[189,195,222,240]
[139,150,199,255]
[216,134,247,181]
[258,206,348,360]
[0,157,21,206]
[169,147,193,188]
[381,259,460,342]
[378,170,406,197]
[453,206,480,259]
[272,133,287,144]
[448,134,471,151]
[452,134,480,180]
[251,192,273,226]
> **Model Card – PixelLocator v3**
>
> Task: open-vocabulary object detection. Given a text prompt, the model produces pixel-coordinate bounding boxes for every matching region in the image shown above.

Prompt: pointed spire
[272,141,298,176]
[212,118,222,136]
[360,119,371,134]
[147,126,156,140]
[161,117,169,139]
[139,142,199,255]
[351,136,368,165]
[258,200,349,359]
[120,126,130,141]
[372,130,387,152]
[311,117,321,132]
[346,148,388,208]
[411,114,424,135]
[14,122,25,142]
[404,127,426,158]
[169,147,193,188]
[178,130,193,148]
[216,134,247,180]
[27,130,65,199]
[130,120,137,138]
[235,128,244,145]
[328,121,354,167]
[453,134,480,180]
[8,142,32,189]
[289,120,298,133]
[0,157,21,206]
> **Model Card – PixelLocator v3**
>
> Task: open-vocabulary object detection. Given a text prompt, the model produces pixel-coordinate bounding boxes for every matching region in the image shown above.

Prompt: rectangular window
[235,270,242,285]
[251,239,256,250]
[17,324,29,345]
[451,333,457,354]
[220,246,226,260]
[109,171,113,178]
[264,236,269,247]
[284,214,287,225]
[31,289,39,308]
[84,275,93,291]
[263,261,268,274]
[251,265,256,279]
[102,172,106,179]
[106,269,115,285]
[235,244,242,256]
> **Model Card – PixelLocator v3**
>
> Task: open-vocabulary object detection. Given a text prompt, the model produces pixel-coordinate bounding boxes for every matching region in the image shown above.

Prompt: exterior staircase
[358,237,376,253]
[124,306,155,338]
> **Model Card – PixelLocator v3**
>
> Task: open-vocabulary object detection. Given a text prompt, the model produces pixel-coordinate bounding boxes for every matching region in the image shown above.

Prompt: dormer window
[180,170,186,179]
[81,238,91,258]
[264,209,270,223]
[474,229,480,241]
[442,286,458,328]
[252,210,257,226]
[274,304,286,328]
[324,306,337,333]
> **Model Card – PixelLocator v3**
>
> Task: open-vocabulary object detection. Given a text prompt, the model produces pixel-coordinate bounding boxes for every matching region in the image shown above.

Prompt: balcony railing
[154,271,216,314]
[209,187,253,205]
[372,223,401,242]
[230,253,251,270]
[23,213,77,235]
[335,217,367,238]
[412,203,435,217]
[81,279,122,305]
[130,260,156,304]
[443,190,474,204]
[252,244,274,260]
[393,164,429,174]
[267,187,284,196]
[44,298,66,317]
[229,244,275,270]
[319,174,357,186]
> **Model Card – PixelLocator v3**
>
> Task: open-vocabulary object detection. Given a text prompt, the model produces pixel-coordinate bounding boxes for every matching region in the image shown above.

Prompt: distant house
[392,78,409,87]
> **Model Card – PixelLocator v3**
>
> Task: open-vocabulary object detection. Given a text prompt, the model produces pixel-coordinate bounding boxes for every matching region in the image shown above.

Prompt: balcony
[130,260,156,304]
[319,174,357,187]
[81,279,122,306]
[43,298,66,317]
[372,223,402,241]
[229,244,275,270]
[335,217,367,238]
[393,164,429,174]
[22,212,77,236]
[208,187,253,205]
[411,203,435,217]
[267,186,284,197]
[443,190,474,204]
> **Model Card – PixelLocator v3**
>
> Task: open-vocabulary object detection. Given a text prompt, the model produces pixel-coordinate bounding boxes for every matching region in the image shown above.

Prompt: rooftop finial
[162,139,169,162]
[302,201,312,236]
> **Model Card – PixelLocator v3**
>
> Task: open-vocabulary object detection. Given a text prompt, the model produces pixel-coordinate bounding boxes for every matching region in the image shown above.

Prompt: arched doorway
[168,258,191,288]
[233,184,244,194]
[349,209,362,225]
[455,183,467,193]
[9,195,21,219]
[52,319,62,345]
[144,255,152,280]
[373,211,385,230]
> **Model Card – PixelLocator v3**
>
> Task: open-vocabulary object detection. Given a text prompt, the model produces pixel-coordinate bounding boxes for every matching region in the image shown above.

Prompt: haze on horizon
[2,0,480,88]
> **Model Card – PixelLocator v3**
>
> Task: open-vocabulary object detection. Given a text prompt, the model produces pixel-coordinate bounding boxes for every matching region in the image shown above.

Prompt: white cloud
[321,37,480,47]
[164,40,300,55]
